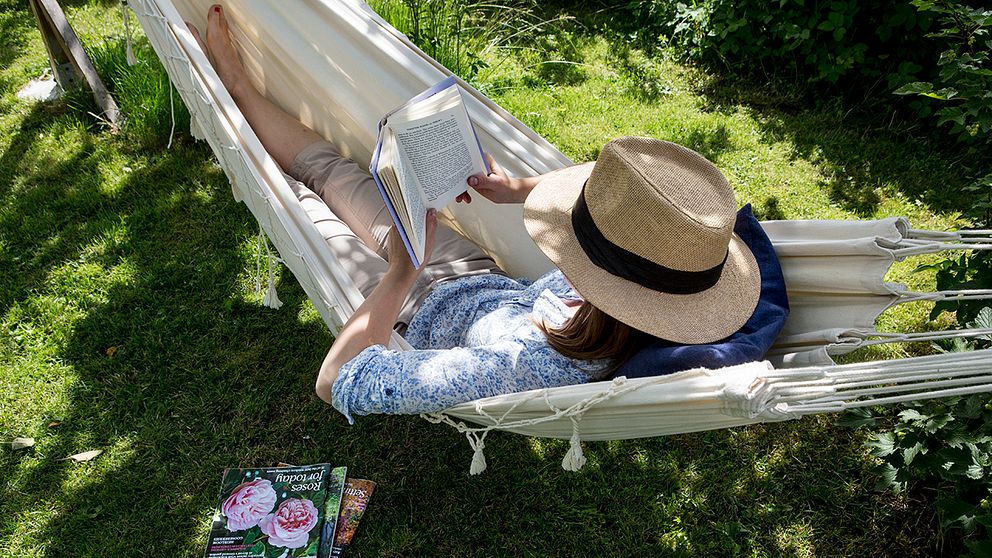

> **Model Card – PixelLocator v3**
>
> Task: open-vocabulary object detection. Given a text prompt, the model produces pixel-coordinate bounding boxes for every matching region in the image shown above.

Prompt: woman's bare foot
[185,4,324,169]
[186,5,250,100]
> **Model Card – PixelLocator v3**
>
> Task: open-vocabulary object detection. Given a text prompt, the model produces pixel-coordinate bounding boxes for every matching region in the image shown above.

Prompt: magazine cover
[204,464,331,558]
[330,479,377,558]
[316,467,347,558]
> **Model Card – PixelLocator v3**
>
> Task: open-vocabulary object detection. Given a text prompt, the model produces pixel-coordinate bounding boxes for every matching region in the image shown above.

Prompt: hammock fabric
[128,0,992,473]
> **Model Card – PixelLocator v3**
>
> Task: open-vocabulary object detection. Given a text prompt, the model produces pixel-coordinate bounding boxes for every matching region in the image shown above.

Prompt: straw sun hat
[523,136,760,344]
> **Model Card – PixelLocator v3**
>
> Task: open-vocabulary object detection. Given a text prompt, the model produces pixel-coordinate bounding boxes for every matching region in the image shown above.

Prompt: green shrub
[842,387,992,557]
[894,1,992,147]
[847,161,992,557]
[672,0,939,87]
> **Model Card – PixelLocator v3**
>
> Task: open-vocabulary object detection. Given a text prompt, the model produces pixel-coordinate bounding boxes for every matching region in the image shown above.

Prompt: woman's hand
[316,209,439,405]
[458,154,531,204]
[459,154,572,205]
[387,209,437,277]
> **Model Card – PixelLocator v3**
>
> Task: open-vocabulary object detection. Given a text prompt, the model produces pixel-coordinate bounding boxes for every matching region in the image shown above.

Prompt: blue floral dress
[331,270,607,422]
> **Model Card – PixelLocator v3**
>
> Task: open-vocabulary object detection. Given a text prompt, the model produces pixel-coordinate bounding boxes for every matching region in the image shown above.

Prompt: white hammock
[128,0,992,473]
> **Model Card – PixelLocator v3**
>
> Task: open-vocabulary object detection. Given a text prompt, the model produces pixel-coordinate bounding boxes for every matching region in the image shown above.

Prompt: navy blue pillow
[614,204,789,379]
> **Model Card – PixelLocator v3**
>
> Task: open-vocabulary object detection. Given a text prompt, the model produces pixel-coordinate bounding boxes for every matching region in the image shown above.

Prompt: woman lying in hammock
[190,5,761,423]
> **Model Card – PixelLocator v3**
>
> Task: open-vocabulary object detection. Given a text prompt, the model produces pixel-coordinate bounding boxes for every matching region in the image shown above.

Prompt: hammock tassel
[189,115,205,141]
[561,419,586,472]
[263,233,283,310]
[121,1,137,66]
[468,433,487,475]
[257,226,283,309]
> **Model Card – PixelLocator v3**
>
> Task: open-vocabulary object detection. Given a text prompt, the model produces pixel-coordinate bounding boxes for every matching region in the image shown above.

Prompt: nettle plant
[894,1,992,145]
[841,378,992,557]
[842,265,992,555]
[849,7,992,547]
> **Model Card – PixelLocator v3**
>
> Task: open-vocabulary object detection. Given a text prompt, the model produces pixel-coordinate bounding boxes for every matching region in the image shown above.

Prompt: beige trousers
[285,141,503,328]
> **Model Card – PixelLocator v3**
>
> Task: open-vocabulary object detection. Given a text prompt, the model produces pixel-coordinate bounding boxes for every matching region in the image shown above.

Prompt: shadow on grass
[694,74,982,220]
[1,117,949,557]
[752,196,789,222]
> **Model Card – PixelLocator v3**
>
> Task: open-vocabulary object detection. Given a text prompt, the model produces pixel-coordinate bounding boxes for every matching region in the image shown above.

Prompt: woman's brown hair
[537,302,653,378]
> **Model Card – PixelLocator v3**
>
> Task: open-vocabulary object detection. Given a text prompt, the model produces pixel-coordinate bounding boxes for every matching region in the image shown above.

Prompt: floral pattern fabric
[332,270,605,423]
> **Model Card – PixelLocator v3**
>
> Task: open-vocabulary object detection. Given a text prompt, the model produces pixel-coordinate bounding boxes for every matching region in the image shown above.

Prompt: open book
[369,76,489,267]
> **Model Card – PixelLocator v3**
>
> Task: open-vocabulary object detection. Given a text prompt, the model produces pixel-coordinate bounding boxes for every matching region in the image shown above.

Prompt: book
[329,478,377,558]
[316,467,347,558]
[204,464,335,558]
[370,76,489,267]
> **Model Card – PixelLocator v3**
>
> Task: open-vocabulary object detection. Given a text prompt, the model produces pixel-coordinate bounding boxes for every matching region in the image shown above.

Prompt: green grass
[0,1,984,556]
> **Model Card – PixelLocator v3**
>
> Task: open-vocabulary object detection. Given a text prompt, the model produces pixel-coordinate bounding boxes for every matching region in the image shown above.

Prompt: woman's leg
[190,6,321,171]
[191,5,503,325]
[189,7,387,251]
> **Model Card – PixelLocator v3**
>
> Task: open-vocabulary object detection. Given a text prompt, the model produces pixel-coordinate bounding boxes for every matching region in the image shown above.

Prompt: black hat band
[570,183,728,295]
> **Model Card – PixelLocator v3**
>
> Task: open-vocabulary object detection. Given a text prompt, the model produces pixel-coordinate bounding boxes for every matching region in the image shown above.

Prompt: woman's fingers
[488,155,506,178]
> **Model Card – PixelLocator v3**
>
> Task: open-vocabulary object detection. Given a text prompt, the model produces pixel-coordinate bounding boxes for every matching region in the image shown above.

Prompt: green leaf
[904,442,925,466]
[976,512,992,530]
[922,87,958,100]
[970,307,992,340]
[938,497,978,531]
[874,462,905,492]
[868,432,898,456]
[894,81,934,95]
[250,542,265,557]
[966,464,985,480]
[899,409,925,422]
[244,528,259,546]
[828,11,845,28]
[837,408,879,428]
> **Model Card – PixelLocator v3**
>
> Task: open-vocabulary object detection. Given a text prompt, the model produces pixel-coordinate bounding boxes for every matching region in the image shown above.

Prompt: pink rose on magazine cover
[222,478,277,531]
[258,498,319,549]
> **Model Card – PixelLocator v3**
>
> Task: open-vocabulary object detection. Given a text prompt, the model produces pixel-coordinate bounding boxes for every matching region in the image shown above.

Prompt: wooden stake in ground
[27,0,121,132]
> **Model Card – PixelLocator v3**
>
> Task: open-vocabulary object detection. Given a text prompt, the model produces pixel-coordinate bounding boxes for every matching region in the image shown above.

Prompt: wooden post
[27,0,121,131]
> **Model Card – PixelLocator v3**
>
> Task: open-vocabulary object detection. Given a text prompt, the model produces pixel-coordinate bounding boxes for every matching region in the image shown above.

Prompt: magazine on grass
[330,478,377,558]
[370,76,489,267]
[203,464,343,558]
[316,467,348,558]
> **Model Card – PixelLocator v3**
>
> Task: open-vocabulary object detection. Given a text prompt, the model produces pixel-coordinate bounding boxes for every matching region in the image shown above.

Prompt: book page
[376,130,426,265]
[395,111,475,208]
[389,84,486,210]
[396,150,427,263]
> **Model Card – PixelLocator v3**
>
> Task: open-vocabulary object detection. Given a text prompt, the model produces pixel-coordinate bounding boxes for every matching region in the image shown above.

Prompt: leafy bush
[842,387,992,557]
[894,1,992,146]
[920,252,992,327]
[847,214,992,556]
[670,0,940,87]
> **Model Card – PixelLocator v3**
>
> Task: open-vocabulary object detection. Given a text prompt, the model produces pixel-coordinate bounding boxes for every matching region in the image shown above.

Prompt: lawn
[0,1,981,556]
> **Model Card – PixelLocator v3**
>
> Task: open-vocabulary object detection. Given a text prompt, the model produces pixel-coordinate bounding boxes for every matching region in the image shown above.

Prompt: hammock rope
[128,0,992,473]
[428,349,992,472]
[121,1,137,65]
